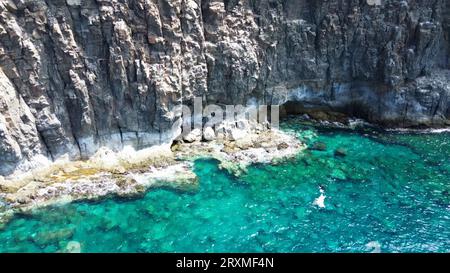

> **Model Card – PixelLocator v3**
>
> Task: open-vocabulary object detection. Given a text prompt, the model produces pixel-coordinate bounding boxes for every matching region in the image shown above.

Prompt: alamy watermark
[173,97,280,137]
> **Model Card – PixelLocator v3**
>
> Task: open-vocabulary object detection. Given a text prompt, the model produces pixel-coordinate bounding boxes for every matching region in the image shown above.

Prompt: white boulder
[183,128,202,143]
[203,127,216,141]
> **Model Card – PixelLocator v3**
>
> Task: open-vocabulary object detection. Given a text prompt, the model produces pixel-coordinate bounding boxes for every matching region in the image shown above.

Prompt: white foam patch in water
[313,187,326,208]
[365,241,382,253]
[387,128,450,134]
[348,118,372,129]
[129,162,194,187]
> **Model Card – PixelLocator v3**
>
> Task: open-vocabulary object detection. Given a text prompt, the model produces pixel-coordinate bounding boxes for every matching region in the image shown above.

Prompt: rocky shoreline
[0,124,305,227]
[1,109,448,227]
[281,106,450,133]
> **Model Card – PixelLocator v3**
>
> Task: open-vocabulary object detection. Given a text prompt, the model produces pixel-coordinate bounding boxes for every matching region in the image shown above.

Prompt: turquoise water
[0,120,449,253]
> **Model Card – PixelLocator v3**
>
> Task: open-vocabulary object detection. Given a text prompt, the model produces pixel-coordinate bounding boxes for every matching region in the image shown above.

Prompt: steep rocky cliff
[0,0,449,176]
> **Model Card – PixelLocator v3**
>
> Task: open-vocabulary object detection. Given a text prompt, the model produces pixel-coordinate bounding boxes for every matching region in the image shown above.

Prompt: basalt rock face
[202,0,450,126]
[0,0,449,176]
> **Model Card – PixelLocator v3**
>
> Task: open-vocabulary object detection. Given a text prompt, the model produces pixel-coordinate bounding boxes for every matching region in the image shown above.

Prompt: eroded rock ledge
[0,0,449,176]
[0,124,305,227]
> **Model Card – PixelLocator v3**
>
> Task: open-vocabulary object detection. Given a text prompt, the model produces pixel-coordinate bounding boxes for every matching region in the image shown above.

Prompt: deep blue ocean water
[0,120,449,253]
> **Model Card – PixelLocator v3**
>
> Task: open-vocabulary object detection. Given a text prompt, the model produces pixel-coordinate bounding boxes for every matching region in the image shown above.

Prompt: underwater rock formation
[0,0,449,175]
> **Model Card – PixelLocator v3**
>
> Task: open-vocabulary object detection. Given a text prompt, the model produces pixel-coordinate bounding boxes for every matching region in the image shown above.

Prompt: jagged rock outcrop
[0,0,449,176]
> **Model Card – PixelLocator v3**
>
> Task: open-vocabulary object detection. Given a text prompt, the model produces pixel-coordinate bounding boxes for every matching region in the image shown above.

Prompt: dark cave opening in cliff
[279,100,373,124]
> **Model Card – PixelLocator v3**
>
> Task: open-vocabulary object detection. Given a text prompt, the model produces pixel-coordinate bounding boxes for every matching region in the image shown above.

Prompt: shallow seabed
[0,118,449,253]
